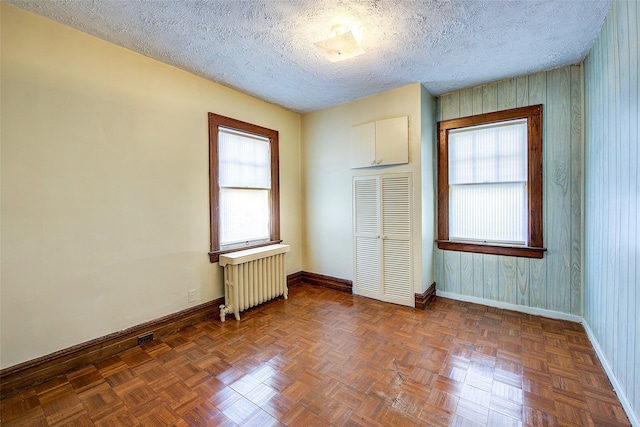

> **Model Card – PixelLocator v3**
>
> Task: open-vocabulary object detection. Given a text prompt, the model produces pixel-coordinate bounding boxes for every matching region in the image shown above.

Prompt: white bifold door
[353,173,413,307]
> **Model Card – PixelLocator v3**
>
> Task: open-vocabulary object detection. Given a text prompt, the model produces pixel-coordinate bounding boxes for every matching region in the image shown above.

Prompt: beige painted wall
[0,4,302,368]
[301,83,435,294]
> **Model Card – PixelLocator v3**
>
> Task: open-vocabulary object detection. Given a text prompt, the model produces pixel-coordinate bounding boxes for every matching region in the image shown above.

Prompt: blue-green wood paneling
[436,65,583,316]
[584,0,639,421]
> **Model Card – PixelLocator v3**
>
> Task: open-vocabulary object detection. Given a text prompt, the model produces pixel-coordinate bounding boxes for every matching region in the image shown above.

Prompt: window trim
[208,113,281,263]
[437,104,545,259]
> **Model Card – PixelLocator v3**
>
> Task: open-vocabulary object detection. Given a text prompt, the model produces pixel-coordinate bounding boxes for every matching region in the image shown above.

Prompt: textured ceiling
[7,0,611,113]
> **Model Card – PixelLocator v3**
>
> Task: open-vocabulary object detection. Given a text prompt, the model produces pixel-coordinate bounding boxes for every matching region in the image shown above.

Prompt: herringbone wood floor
[0,284,630,426]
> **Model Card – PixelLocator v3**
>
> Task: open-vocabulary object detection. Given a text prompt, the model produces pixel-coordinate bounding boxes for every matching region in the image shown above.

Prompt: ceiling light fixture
[314,24,365,63]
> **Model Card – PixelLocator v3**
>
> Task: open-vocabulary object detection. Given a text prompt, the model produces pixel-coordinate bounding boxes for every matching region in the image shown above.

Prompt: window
[437,104,545,258]
[208,113,280,263]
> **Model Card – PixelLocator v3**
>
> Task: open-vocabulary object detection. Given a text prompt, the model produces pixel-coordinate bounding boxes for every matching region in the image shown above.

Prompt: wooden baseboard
[415,282,436,310]
[287,271,304,287]
[0,297,223,400]
[295,271,434,310]
[294,271,352,293]
[296,271,430,306]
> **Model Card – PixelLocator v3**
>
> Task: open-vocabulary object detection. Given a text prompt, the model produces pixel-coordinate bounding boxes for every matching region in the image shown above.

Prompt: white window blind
[218,127,271,247]
[448,119,528,245]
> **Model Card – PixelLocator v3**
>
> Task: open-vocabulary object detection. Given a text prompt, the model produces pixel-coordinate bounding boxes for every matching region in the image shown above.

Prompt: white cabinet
[353,173,413,307]
[350,116,409,168]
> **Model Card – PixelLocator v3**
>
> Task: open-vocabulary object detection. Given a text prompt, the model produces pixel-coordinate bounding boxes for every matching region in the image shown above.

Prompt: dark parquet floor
[0,284,631,426]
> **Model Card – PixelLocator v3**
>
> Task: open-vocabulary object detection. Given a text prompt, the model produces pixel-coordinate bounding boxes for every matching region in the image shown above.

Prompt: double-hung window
[437,104,545,258]
[208,113,280,263]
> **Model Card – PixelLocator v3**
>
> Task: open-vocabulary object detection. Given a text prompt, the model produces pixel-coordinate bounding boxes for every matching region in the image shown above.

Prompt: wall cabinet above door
[350,116,409,169]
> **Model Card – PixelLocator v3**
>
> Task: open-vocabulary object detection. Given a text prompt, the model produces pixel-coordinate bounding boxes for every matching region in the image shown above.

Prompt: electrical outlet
[188,289,196,303]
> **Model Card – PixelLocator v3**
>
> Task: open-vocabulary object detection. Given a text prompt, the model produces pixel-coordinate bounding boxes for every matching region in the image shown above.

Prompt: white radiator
[218,244,290,321]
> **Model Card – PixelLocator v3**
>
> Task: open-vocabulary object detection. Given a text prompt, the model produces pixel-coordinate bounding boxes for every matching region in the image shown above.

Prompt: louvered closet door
[353,173,413,307]
[353,176,381,300]
[381,174,413,307]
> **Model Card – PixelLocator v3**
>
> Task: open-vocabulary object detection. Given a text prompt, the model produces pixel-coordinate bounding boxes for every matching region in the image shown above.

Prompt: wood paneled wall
[435,65,583,315]
[584,0,639,421]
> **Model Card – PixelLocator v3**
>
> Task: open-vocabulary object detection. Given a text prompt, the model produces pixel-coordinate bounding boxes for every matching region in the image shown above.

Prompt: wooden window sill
[209,240,283,263]
[436,240,546,259]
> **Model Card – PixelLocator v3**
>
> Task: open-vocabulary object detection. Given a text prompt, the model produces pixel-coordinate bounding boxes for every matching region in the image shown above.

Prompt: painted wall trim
[436,290,583,322]
[0,297,223,400]
[582,321,639,427]
[438,289,637,425]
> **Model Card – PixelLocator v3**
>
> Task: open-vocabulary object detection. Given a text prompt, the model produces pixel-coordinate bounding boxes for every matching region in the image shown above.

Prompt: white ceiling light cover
[314,25,365,62]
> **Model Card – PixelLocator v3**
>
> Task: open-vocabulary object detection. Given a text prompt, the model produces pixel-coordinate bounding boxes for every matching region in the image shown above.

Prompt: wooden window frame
[437,104,546,259]
[208,113,281,263]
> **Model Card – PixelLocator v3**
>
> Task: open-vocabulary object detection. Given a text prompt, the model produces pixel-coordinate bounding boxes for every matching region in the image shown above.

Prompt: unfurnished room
[0,0,638,425]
